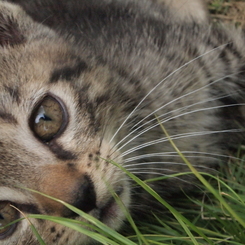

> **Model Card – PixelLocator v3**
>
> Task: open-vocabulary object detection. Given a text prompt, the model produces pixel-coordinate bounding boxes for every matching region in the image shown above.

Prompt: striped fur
[0,0,245,244]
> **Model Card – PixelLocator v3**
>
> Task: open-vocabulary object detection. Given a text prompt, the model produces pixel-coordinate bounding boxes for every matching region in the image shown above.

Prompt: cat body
[0,0,245,244]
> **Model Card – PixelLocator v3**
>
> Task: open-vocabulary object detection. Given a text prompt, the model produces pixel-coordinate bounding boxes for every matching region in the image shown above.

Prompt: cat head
[0,2,131,244]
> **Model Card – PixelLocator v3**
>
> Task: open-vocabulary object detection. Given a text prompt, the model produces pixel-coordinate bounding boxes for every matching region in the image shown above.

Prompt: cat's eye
[0,202,18,239]
[30,95,68,142]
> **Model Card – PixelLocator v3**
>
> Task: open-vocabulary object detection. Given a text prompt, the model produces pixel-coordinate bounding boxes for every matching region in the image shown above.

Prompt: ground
[208,0,245,27]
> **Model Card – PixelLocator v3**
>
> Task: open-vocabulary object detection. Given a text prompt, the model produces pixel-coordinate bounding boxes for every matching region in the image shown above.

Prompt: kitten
[0,0,245,244]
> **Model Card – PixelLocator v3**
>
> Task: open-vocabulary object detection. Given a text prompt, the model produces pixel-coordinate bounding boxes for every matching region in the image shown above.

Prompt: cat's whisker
[121,129,241,158]
[129,75,241,132]
[117,103,245,153]
[110,128,240,163]
[124,158,223,170]
[109,43,230,144]
[124,162,219,172]
[128,171,174,177]
[125,162,188,168]
[108,93,239,160]
[110,107,239,159]
[114,91,236,150]
[123,151,237,163]
[127,168,176,173]
[127,167,216,175]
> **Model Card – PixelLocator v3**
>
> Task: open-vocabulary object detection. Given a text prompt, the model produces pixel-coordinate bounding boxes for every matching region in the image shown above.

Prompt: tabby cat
[0,0,245,244]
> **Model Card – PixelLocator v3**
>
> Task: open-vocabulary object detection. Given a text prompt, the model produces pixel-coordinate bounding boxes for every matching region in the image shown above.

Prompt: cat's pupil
[35,106,52,123]
[41,114,51,121]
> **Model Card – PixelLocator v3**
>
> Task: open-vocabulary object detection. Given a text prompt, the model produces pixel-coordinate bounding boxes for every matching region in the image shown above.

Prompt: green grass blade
[107,159,213,245]
[157,118,245,228]
[18,187,137,245]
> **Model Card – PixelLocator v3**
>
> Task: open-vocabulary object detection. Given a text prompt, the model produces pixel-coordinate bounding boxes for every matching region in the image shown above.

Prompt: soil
[208,0,245,27]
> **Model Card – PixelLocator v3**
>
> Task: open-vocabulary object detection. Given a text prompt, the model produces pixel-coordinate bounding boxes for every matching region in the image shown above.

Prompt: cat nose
[71,175,97,214]
[35,166,97,217]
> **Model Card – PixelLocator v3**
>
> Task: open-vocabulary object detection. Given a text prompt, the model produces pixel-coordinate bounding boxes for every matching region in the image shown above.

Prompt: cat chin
[87,173,131,229]
[89,197,127,228]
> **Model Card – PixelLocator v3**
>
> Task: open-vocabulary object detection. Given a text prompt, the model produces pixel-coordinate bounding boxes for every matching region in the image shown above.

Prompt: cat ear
[0,3,25,46]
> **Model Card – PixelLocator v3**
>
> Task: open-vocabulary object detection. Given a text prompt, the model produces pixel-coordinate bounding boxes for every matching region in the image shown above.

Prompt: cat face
[0,3,132,244]
[0,0,245,244]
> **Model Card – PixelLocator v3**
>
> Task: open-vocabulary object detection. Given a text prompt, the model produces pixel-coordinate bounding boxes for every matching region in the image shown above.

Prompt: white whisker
[125,162,218,171]
[129,171,171,177]
[127,167,177,172]
[109,43,230,144]
[114,91,236,150]
[130,76,240,132]
[121,129,241,157]
[125,162,186,168]
[117,103,245,153]
[124,151,235,163]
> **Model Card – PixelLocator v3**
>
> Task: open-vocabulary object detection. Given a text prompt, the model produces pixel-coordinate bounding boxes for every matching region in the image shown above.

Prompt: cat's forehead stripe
[0,111,17,124]
[49,60,88,83]
[4,85,20,104]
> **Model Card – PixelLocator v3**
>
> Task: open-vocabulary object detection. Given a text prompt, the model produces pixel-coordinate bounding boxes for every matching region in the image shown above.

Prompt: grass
[7,145,245,244]
[4,126,245,244]
[120,124,245,244]
[208,0,245,27]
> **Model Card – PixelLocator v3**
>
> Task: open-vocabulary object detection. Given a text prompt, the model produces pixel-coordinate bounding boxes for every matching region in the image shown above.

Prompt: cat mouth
[99,197,119,221]
[97,186,124,222]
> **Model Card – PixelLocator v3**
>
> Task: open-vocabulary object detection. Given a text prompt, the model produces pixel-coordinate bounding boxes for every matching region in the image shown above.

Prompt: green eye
[0,202,18,239]
[30,95,68,142]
